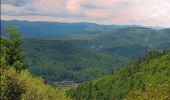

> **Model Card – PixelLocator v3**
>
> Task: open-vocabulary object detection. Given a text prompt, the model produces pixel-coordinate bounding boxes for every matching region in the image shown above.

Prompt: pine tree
[1,24,27,72]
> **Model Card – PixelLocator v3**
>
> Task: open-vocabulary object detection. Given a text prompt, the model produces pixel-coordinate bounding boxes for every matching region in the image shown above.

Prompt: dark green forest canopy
[19,26,170,83]
[68,51,170,100]
[23,39,130,83]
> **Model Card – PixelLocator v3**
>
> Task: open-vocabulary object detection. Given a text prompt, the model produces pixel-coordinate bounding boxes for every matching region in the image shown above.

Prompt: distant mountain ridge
[0,20,125,38]
[1,20,164,38]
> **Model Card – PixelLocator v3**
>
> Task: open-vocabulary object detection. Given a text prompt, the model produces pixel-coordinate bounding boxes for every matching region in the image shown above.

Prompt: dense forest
[0,25,71,100]
[68,50,170,100]
[23,39,129,83]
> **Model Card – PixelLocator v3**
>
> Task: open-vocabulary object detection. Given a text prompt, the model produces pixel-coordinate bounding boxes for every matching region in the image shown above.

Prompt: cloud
[1,0,170,27]
[1,0,31,6]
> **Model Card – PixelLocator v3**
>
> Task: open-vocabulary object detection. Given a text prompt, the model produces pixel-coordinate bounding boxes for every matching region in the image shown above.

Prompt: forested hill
[68,51,170,100]
[2,20,170,60]
[23,39,130,83]
[68,27,170,59]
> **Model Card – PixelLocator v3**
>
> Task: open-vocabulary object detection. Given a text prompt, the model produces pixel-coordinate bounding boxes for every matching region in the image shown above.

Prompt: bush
[125,84,170,100]
[0,68,71,100]
[0,68,25,100]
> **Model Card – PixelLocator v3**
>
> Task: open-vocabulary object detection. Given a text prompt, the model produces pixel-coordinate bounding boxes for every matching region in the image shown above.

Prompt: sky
[1,0,170,27]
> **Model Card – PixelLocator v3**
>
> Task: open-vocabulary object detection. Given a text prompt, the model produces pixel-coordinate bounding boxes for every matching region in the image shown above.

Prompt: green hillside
[68,27,170,59]
[23,39,130,83]
[68,51,170,100]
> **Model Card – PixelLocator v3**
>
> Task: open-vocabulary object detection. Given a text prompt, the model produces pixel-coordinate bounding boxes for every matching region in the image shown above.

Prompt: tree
[125,84,170,100]
[1,24,27,72]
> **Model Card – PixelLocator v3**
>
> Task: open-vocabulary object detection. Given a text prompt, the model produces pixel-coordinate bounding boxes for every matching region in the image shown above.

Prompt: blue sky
[1,0,170,27]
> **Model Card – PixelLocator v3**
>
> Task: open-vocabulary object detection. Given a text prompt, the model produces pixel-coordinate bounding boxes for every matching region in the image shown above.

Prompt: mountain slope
[23,39,130,83]
[68,27,170,59]
[69,51,170,100]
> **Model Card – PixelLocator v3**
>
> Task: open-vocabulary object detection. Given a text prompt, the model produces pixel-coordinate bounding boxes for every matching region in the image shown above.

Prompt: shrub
[0,68,25,100]
[0,68,71,100]
[125,84,170,100]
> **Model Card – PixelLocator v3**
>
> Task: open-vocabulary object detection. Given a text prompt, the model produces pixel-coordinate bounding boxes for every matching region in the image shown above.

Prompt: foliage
[1,24,26,72]
[125,84,170,100]
[68,51,170,100]
[0,68,25,100]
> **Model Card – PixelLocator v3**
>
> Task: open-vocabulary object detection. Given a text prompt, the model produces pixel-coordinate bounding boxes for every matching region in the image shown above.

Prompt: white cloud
[1,0,170,27]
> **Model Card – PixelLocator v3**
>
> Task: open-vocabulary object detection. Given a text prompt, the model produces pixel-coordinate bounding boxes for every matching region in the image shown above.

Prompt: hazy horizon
[1,19,169,29]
